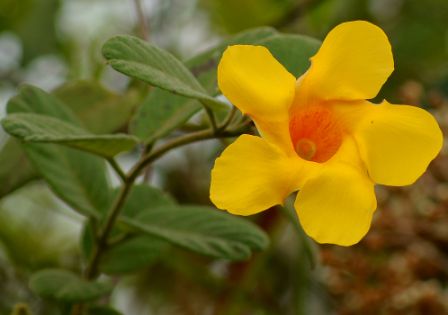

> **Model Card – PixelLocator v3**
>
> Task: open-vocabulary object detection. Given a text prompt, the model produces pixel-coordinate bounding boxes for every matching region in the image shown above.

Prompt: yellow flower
[209,21,443,246]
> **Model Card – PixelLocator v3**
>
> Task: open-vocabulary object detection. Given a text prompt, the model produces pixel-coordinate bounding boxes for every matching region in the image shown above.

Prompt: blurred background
[0,0,448,314]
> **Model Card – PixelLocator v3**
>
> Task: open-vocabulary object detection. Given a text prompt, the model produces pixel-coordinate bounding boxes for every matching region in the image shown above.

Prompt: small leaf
[102,35,227,111]
[53,80,140,134]
[130,92,200,144]
[0,82,137,198]
[87,306,123,315]
[130,27,278,143]
[119,184,175,218]
[259,34,321,77]
[23,144,110,217]
[2,113,138,158]
[0,138,38,198]
[7,85,80,123]
[121,206,269,260]
[99,237,169,274]
[29,269,112,302]
[6,85,111,217]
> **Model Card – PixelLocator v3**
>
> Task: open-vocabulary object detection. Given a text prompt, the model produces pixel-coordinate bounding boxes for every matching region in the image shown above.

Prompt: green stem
[84,177,134,279]
[204,106,218,133]
[71,122,251,314]
[107,158,126,182]
[216,106,237,132]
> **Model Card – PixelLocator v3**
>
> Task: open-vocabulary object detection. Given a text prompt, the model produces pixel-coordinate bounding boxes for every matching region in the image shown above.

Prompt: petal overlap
[210,135,318,216]
[218,45,296,153]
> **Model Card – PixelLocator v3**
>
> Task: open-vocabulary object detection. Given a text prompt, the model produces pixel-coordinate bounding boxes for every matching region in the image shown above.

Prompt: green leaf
[23,144,110,217]
[7,85,80,123]
[99,237,169,274]
[130,27,278,143]
[130,92,200,144]
[119,184,175,218]
[6,85,111,217]
[121,206,269,260]
[259,34,321,77]
[53,80,140,134]
[0,81,138,198]
[29,269,112,302]
[0,138,38,197]
[2,113,138,158]
[96,184,173,274]
[102,35,227,110]
[87,305,123,315]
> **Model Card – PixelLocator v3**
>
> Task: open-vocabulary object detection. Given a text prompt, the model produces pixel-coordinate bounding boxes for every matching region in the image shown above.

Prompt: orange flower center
[289,106,344,163]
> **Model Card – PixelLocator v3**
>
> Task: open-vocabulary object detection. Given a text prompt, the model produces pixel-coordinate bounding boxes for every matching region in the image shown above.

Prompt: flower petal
[218,45,296,154]
[210,134,318,216]
[295,164,377,246]
[297,21,394,103]
[354,101,443,186]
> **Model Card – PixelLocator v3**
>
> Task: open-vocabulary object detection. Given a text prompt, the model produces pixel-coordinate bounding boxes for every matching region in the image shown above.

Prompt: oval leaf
[6,85,111,217]
[88,306,123,315]
[29,269,112,302]
[102,35,227,111]
[99,237,169,274]
[120,206,269,260]
[2,113,138,158]
[259,34,321,77]
[53,80,139,134]
[0,138,38,197]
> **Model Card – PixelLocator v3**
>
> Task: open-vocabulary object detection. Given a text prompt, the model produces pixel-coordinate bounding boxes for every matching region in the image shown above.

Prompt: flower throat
[289,106,343,163]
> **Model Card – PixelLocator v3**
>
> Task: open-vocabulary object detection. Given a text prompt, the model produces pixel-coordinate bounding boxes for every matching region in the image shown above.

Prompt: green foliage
[23,144,110,217]
[0,138,38,197]
[6,86,111,217]
[121,205,269,260]
[29,269,112,303]
[97,184,174,274]
[2,113,138,158]
[87,306,123,315]
[260,34,320,77]
[119,184,176,218]
[102,35,228,111]
[53,81,140,135]
[130,27,278,143]
[201,0,296,33]
[99,237,169,274]
[0,13,324,312]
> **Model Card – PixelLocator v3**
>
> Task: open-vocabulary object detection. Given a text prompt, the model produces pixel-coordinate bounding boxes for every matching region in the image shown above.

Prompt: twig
[204,106,218,134]
[71,122,251,314]
[107,158,126,183]
[217,106,237,132]
[133,0,149,40]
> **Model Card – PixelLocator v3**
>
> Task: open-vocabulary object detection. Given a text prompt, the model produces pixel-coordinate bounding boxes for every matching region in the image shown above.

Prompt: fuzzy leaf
[99,237,169,274]
[102,35,227,110]
[2,113,138,158]
[121,206,269,260]
[29,269,112,302]
[5,85,111,217]
[53,80,140,134]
